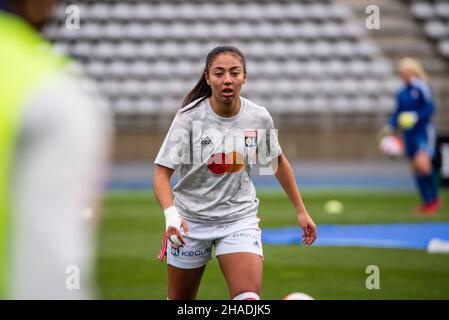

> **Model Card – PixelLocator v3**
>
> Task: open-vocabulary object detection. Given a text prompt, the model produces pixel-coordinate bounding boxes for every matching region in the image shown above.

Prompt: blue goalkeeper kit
[389,78,436,159]
[388,78,438,205]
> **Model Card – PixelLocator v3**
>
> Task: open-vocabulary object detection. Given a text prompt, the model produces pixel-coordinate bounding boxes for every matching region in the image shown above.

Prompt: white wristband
[164,206,182,231]
[164,206,183,247]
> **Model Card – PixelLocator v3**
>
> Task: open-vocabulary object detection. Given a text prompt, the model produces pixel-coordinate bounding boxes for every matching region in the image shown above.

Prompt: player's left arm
[415,85,435,123]
[388,95,401,131]
[272,154,317,246]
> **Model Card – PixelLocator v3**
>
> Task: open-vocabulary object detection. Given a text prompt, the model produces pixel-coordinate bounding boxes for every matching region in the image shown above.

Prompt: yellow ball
[398,112,416,129]
[324,200,344,215]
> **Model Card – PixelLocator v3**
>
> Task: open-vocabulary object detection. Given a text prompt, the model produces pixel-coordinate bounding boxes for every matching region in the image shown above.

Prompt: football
[283,292,315,300]
[324,200,343,215]
[379,135,404,157]
[398,111,417,130]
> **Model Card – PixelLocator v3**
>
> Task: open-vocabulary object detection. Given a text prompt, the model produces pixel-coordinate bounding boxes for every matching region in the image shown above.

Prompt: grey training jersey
[154,97,282,223]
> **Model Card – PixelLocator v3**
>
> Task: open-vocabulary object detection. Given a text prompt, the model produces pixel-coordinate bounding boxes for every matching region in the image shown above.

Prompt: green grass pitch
[96,189,449,299]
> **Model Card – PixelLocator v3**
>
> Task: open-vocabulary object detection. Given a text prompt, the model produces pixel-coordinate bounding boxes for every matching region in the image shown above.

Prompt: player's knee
[413,152,432,176]
[415,166,431,176]
[232,292,260,300]
[413,153,431,175]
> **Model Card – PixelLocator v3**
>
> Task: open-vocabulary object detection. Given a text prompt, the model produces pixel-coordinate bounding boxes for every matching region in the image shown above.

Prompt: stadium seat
[435,2,449,18]
[91,42,114,59]
[438,40,449,58]
[115,42,137,59]
[134,3,155,21]
[424,21,448,39]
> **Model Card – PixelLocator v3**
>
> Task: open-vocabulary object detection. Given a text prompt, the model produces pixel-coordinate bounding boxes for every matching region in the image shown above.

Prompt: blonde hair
[398,57,428,81]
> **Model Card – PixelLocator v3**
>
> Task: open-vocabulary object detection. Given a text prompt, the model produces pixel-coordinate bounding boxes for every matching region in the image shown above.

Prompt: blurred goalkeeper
[0,0,111,298]
[380,57,440,214]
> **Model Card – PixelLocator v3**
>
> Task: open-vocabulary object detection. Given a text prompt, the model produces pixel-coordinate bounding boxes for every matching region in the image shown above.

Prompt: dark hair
[181,45,246,112]
[0,0,11,11]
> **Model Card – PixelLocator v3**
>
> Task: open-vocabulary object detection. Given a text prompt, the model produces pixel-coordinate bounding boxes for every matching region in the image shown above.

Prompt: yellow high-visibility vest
[0,10,69,298]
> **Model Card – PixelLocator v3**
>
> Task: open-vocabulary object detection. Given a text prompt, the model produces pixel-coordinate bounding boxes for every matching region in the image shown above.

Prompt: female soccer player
[383,57,440,214]
[153,46,316,300]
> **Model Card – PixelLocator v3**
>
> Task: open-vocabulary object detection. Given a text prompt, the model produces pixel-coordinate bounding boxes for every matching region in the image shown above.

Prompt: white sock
[233,292,260,300]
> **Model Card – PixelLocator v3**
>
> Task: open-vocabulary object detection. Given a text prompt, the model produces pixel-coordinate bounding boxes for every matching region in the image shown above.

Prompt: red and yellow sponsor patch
[207,151,245,175]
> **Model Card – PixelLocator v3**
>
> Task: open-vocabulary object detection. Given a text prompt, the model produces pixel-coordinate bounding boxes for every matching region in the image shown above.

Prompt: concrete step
[387,56,448,74]
[432,77,449,89]
[358,17,422,37]
[374,36,436,56]
[422,59,449,74]
[338,0,410,16]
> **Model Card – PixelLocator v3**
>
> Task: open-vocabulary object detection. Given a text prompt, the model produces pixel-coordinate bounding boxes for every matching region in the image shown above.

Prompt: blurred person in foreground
[0,0,111,299]
[379,58,440,215]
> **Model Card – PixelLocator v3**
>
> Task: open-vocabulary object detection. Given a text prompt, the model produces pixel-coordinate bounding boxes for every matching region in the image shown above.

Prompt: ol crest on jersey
[244,130,257,147]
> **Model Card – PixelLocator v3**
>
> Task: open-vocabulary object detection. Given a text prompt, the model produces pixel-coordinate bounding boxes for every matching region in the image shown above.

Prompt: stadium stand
[43,0,398,121]
[42,0,448,160]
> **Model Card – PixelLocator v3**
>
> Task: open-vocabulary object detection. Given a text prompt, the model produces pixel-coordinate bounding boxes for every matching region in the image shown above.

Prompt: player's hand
[297,211,317,246]
[398,111,418,130]
[376,124,393,142]
[164,206,189,248]
[379,135,404,157]
[166,217,189,248]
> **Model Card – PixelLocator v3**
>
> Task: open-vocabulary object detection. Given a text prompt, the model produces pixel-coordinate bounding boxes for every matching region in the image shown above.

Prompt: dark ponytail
[181,45,246,113]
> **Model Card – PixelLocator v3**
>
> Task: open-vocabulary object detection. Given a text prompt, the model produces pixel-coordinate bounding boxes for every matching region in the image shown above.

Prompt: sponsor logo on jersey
[181,248,211,257]
[201,136,213,146]
[232,232,259,240]
[171,247,180,256]
[208,151,245,174]
[171,247,211,257]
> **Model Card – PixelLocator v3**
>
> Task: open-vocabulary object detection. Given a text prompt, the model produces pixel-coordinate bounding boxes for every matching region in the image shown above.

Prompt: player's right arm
[377,92,401,142]
[153,165,175,210]
[388,92,402,131]
[153,112,191,247]
[153,165,189,247]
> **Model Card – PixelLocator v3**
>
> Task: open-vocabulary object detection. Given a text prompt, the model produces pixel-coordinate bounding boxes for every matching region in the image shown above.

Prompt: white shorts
[166,216,263,269]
